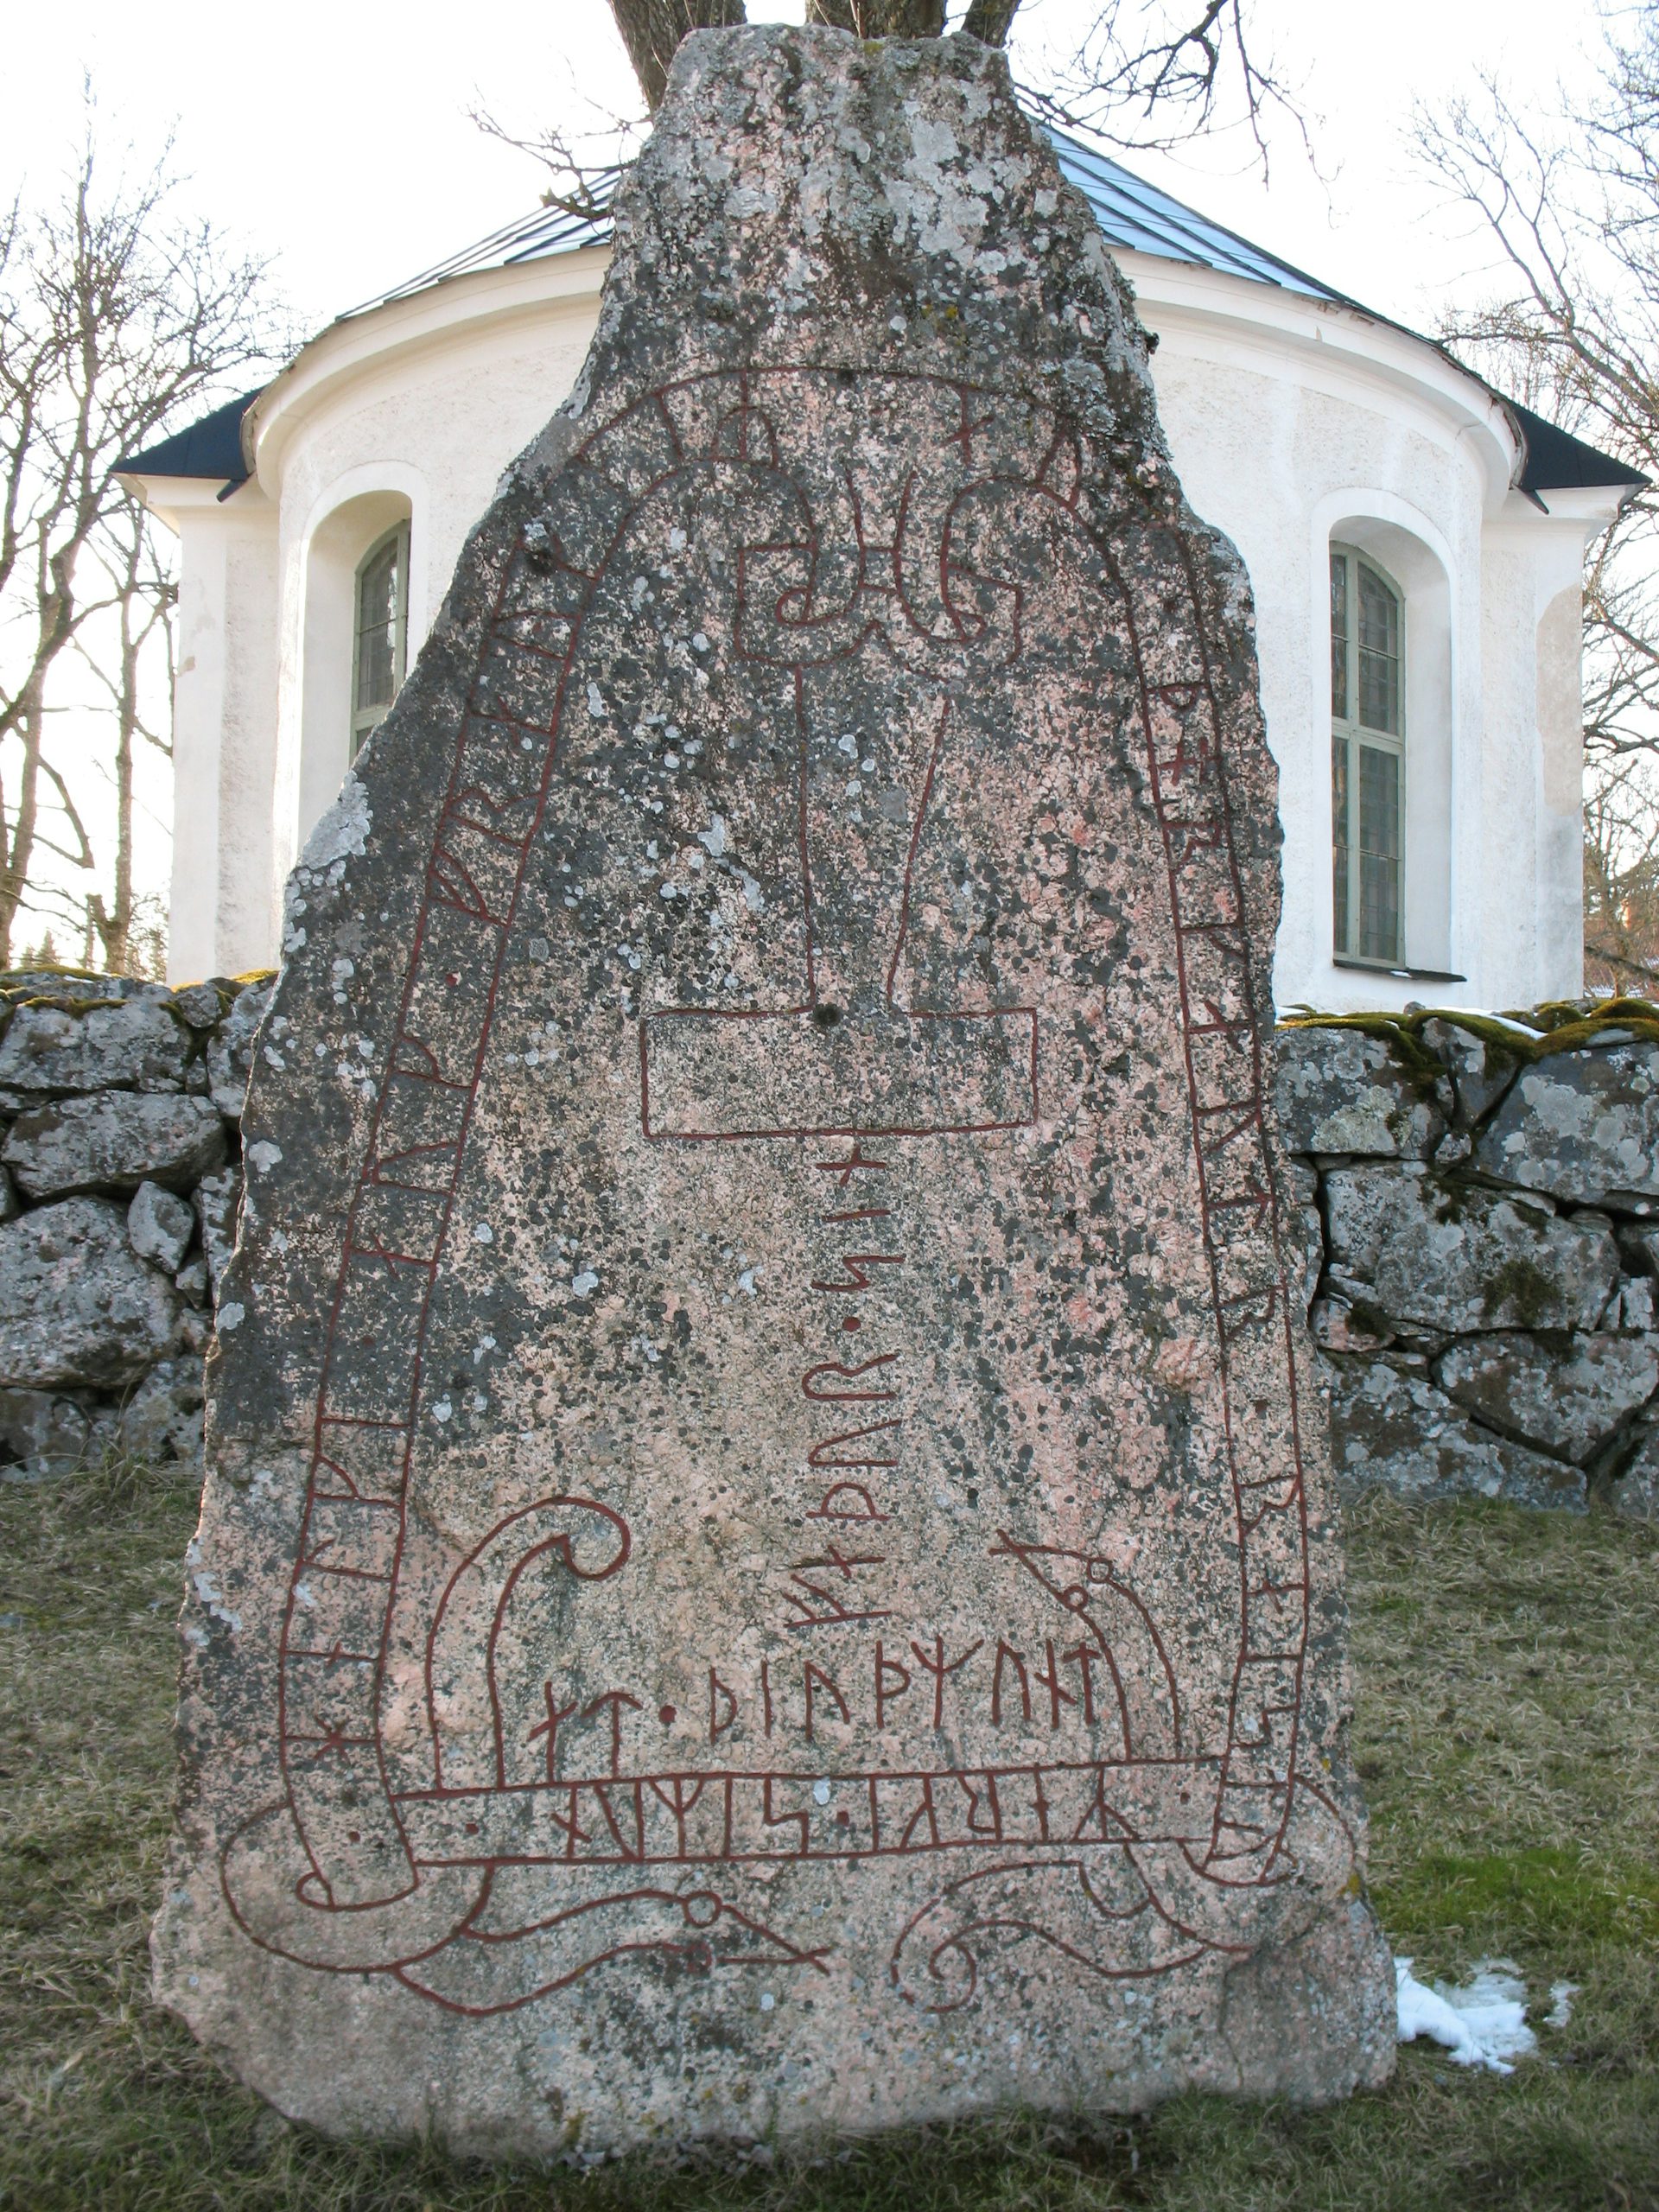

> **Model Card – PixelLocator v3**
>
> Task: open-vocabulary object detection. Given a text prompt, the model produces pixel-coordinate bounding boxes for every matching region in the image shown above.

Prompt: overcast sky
[4,0,1605,348]
[1,0,1609,959]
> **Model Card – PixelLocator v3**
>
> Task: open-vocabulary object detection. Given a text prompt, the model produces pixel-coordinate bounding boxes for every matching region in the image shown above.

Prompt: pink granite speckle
[155,25,1392,2158]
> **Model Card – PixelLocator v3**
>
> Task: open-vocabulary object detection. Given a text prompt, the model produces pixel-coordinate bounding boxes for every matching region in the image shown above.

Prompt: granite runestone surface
[156,26,1391,2157]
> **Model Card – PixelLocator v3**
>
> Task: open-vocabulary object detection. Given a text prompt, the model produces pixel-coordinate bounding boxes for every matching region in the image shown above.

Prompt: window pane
[1357,561,1400,734]
[1330,553,1349,721]
[356,626,394,715]
[355,537,399,715]
[1357,742,1401,963]
[1332,732,1351,955]
[358,537,397,637]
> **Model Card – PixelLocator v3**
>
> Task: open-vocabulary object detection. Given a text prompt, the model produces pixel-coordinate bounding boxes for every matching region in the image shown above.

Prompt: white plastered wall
[276,467,423,906]
[1124,267,1500,1014]
[143,480,280,982]
[151,240,1614,1007]
[262,283,603,913]
[1477,496,1606,1007]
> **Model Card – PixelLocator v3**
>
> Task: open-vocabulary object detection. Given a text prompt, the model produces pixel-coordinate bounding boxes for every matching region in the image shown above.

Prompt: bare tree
[468,103,635,225]
[498,1,1288,220]
[1414,11,1659,984]
[0,103,273,972]
[76,493,178,976]
[601,0,1287,120]
[1416,14,1659,767]
[609,0,748,111]
[1584,754,1659,991]
[1026,2,1299,168]
[804,3,946,34]
[13,488,180,978]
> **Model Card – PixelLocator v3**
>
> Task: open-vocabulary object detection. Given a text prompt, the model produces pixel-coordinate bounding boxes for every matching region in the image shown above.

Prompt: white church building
[120,131,1643,1010]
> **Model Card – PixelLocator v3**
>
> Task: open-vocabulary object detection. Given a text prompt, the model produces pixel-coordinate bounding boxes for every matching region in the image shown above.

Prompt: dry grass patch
[1348,1489,1659,1955]
[0,1465,1655,2211]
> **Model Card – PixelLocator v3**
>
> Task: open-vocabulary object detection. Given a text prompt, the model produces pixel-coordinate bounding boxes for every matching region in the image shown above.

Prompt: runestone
[157,25,1394,2156]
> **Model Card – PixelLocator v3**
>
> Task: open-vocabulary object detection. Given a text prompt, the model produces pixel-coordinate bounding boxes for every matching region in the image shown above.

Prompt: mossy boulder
[1324,1354,1586,1510]
[1474,1044,1659,1209]
[1272,1027,1446,1159]
[1323,1166,1618,1334]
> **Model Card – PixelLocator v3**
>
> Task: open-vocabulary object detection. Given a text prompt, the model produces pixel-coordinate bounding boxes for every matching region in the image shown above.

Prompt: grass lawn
[2,1464,1655,2212]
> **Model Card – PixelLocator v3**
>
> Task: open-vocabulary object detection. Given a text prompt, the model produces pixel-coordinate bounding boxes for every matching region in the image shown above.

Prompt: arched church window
[1330,544,1404,965]
[351,523,410,755]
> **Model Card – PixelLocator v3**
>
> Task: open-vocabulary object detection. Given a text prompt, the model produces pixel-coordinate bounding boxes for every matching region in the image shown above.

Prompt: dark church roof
[1052,130,1338,301]
[117,390,262,488]
[1505,402,1647,493]
[331,130,1344,321]
[340,177,618,315]
[117,135,1643,504]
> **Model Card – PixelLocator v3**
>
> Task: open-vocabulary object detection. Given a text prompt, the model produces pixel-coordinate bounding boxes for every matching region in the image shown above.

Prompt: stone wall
[4,967,1656,1519]
[0,969,270,1475]
[1276,1005,1659,1520]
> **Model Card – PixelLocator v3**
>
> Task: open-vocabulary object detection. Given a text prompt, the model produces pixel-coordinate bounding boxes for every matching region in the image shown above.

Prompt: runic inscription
[160,26,1390,2158]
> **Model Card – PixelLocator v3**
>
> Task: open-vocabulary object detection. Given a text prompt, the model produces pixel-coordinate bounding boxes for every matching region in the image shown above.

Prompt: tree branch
[1028,1,1303,174]
[0,86,280,967]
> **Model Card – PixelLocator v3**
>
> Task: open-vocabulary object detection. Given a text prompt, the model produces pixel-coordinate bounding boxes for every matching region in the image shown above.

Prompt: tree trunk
[961,0,1021,43]
[608,1,748,111]
[0,111,271,985]
[0,679,46,970]
[805,1,951,31]
[88,607,140,976]
[611,0,1013,106]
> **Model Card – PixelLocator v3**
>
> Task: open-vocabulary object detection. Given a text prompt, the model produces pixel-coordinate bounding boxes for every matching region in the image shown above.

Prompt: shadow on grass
[1,1469,1655,2212]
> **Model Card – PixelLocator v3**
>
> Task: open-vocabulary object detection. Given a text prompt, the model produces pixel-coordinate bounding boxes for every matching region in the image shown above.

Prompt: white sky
[3,0,1604,347]
[0,0,1609,958]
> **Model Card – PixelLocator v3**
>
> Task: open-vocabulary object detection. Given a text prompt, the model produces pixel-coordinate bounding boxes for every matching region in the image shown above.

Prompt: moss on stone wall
[1279,996,1659,1069]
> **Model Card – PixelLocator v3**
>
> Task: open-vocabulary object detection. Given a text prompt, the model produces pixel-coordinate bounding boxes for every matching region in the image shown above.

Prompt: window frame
[1330,541,1407,969]
[349,520,411,758]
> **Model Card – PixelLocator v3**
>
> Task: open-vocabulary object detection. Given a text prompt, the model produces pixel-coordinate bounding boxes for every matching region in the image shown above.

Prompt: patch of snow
[1546,1981,1579,2029]
[1395,1956,1537,2074]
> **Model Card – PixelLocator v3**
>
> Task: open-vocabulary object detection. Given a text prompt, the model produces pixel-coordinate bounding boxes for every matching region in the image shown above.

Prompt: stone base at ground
[156,1892,1393,2158]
